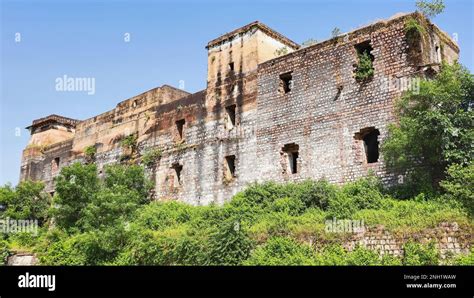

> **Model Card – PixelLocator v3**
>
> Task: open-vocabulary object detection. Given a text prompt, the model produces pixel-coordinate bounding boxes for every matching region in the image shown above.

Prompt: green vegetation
[274,47,289,57]
[404,17,426,42]
[382,63,473,200]
[441,164,474,216]
[355,50,374,81]
[120,134,139,163]
[120,134,138,150]
[403,241,439,265]
[0,163,471,265]
[0,239,10,265]
[141,148,163,167]
[0,62,472,266]
[416,0,445,19]
[84,145,97,162]
[301,38,318,48]
[0,181,50,224]
[331,27,342,38]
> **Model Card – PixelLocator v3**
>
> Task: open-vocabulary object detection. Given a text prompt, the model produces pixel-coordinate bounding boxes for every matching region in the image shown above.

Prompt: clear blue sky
[1,0,473,185]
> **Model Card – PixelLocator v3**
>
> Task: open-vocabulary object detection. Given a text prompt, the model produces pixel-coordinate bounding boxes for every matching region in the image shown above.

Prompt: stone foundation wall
[343,223,471,259]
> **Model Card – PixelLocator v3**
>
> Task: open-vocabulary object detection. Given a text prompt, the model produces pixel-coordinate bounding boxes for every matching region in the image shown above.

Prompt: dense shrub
[39,233,87,265]
[353,197,468,233]
[133,201,195,230]
[288,180,337,210]
[441,163,474,216]
[115,227,181,265]
[345,245,382,265]
[449,248,474,265]
[206,218,253,265]
[341,174,385,210]
[403,241,439,265]
[245,237,318,265]
[270,197,305,216]
[327,193,357,219]
[315,244,348,265]
[5,162,471,266]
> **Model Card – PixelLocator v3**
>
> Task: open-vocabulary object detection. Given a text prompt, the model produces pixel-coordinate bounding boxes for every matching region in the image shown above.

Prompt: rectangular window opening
[173,164,183,186]
[176,119,185,140]
[225,104,236,130]
[355,127,380,164]
[225,155,236,179]
[54,157,60,167]
[354,41,374,81]
[228,62,234,72]
[279,72,293,94]
[282,143,299,174]
[355,41,374,61]
[289,152,298,174]
[51,157,60,174]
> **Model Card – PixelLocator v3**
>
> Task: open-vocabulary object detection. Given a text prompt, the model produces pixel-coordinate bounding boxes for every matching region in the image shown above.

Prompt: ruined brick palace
[20,12,459,205]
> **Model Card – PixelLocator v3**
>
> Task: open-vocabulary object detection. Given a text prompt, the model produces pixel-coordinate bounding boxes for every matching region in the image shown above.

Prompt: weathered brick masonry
[20,12,459,205]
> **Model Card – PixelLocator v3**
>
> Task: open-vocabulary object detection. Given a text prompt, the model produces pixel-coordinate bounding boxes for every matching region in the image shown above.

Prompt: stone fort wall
[20,12,459,205]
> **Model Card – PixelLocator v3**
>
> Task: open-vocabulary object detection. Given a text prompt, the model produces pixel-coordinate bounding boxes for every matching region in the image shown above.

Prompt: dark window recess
[228,62,234,71]
[225,155,236,178]
[173,164,183,186]
[225,104,236,129]
[435,45,442,63]
[282,143,299,174]
[355,127,380,163]
[363,130,379,163]
[355,41,374,61]
[54,157,60,168]
[289,152,299,174]
[279,72,293,94]
[176,119,185,140]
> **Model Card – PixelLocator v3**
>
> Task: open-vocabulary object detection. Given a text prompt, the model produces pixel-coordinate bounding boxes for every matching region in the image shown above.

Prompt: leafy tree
[53,163,100,230]
[382,63,474,194]
[416,0,445,18]
[0,181,50,224]
[80,186,142,230]
[103,164,152,200]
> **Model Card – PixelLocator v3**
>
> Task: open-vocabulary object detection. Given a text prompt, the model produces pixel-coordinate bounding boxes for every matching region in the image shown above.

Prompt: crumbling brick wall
[20,13,459,205]
[255,13,458,186]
